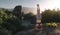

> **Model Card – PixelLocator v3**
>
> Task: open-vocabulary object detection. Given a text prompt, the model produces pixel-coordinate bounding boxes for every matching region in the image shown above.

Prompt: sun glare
[47,0,60,10]
[38,0,60,11]
[30,0,60,14]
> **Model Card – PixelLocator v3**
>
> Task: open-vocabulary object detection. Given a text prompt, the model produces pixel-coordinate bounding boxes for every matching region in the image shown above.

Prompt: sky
[0,0,60,11]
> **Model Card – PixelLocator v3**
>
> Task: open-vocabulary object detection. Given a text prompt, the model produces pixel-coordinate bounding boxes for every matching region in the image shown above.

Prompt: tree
[24,12,36,24]
[0,8,24,35]
[13,5,22,25]
[13,5,22,19]
[41,9,60,23]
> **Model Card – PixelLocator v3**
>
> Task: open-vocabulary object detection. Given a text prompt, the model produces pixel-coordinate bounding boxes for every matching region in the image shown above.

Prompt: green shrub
[46,22,57,27]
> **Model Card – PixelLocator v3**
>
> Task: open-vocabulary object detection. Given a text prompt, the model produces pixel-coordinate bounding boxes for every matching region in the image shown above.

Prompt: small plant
[52,22,57,27]
[46,22,57,28]
[46,23,51,26]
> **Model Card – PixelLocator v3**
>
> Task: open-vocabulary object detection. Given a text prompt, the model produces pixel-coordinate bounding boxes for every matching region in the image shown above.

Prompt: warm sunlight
[36,0,60,11]
[49,0,60,9]
[32,0,60,15]
[44,0,60,10]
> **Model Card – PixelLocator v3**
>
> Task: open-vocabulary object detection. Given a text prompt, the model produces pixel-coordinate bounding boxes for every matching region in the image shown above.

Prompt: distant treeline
[41,9,60,23]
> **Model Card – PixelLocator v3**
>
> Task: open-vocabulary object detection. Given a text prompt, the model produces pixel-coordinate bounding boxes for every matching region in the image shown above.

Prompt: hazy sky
[0,0,60,11]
